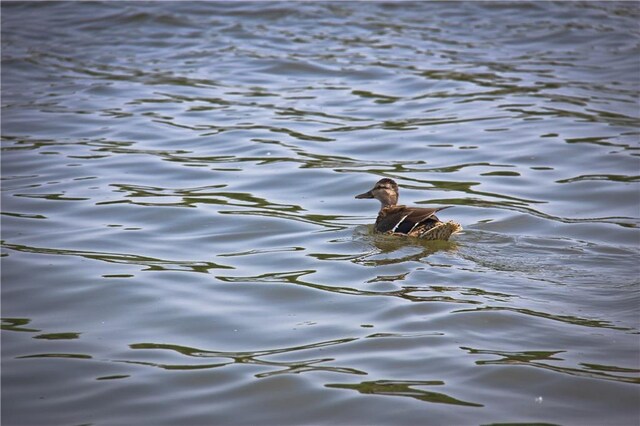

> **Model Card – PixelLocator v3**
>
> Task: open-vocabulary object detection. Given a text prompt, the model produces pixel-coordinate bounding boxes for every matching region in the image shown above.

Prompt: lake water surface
[2,2,639,425]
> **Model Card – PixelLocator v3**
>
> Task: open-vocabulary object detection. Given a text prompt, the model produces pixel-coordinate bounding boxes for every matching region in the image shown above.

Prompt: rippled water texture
[2,2,639,425]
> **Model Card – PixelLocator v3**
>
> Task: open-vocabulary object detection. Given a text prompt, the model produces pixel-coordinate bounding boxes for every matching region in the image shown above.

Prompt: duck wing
[376,206,452,234]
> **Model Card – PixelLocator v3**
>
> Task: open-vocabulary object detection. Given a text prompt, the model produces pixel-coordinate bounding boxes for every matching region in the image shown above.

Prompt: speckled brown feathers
[356,178,462,241]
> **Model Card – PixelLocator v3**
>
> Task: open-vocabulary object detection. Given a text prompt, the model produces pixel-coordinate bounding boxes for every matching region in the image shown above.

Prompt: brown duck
[355,178,462,241]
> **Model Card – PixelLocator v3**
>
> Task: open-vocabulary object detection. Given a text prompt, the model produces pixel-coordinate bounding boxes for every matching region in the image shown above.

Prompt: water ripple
[3,1,639,425]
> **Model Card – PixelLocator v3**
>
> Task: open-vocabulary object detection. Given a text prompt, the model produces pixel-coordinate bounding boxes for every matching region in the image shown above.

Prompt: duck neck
[378,193,398,210]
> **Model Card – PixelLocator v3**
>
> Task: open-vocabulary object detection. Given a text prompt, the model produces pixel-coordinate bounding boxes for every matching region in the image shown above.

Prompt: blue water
[2,2,639,425]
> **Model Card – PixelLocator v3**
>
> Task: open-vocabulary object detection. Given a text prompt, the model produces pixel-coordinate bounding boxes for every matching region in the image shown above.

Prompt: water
[2,2,639,425]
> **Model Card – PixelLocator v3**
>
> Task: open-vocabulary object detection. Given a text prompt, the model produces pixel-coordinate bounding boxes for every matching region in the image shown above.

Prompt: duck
[355,178,462,241]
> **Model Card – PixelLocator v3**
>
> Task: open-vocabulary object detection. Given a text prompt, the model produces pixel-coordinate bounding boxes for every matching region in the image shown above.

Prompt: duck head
[355,178,399,207]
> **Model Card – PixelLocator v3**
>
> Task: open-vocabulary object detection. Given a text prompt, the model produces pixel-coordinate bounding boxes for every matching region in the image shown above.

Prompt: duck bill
[355,190,374,199]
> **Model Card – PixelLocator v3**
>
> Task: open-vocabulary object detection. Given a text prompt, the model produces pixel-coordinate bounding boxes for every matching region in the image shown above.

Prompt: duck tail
[419,221,463,241]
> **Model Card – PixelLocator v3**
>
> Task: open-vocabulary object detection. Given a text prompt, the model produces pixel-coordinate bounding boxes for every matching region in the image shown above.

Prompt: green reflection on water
[124,337,366,378]
[481,171,521,177]
[462,346,640,384]
[556,174,640,184]
[97,184,349,230]
[96,375,130,381]
[17,353,92,360]
[1,212,47,220]
[1,241,234,273]
[1,317,40,333]
[326,379,483,407]
[216,269,481,305]
[33,332,81,340]
[453,306,632,331]
[14,192,89,201]
[218,247,305,257]
[351,89,401,104]
[110,184,301,211]
[581,363,640,374]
